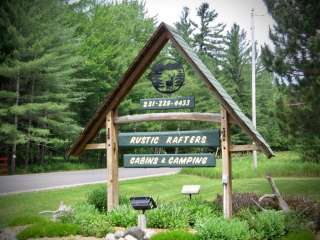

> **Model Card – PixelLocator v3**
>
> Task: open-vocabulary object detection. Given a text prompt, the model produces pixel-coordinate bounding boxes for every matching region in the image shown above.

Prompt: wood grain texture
[106,111,119,211]
[115,112,223,124]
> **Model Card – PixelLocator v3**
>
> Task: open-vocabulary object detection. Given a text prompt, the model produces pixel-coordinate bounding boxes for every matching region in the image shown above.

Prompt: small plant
[196,216,251,240]
[180,199,219,225]
[150,230,200,240]
[147,202,190,229]
[17,222,80,240]
[60,203,112,237]
[86,186,130,212]
[106,205,137,227]
[239,209,286,240]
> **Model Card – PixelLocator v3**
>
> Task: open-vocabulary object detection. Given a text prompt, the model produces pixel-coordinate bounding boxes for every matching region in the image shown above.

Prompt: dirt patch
[0,226,27,240]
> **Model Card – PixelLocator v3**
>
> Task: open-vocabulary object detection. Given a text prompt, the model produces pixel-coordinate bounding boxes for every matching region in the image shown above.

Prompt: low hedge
[150,230,199,240]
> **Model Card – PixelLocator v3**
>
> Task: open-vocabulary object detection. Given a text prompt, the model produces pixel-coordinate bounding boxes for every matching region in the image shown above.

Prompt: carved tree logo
[150,58,185,94]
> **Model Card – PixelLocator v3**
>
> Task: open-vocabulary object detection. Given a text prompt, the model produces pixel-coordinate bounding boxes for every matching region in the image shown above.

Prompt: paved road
[0,168,179,195]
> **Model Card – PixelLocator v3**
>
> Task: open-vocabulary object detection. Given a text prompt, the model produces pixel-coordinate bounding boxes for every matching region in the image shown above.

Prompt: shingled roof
[69,22,274,158]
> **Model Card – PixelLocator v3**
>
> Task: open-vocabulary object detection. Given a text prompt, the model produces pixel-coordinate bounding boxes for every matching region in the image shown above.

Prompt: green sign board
[124,153,215,168]
[140,96,195,110]
[118,130,220,148]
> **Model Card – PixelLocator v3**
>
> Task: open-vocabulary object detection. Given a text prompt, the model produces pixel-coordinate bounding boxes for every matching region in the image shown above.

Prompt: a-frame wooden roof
[69,22,274,158]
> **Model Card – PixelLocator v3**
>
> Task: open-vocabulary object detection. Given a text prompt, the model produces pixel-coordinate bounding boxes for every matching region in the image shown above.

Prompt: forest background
[0,0,319,173]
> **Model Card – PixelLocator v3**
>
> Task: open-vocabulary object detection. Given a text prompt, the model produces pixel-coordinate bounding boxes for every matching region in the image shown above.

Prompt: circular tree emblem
[149,58,185,94]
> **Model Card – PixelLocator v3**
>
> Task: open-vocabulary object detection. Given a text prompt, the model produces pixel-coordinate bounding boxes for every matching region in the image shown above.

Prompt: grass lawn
[1,174,320,228]
[181,151,320,179]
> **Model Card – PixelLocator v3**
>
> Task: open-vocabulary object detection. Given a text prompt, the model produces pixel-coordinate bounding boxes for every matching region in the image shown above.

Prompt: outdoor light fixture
[181,185,201,199]
[130,196,157,229]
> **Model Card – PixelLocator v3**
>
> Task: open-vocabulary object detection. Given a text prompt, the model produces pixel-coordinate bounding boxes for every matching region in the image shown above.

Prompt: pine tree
[262,0,320,161]
[192,2,225,60]
[175,7,195,44]
[0,0,86,172]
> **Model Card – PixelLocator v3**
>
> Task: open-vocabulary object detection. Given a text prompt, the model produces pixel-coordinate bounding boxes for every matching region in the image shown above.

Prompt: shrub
[239,209,286,240]
[150,230,200,240]
[86,186,130,212]
[87,186,107,212]
[106,205,137,227]
[196,216,251,240]
[179,199,219,226]
[60,203,112,237]
[147,202,190,229]
[17,222,80,240]
[9,215,48,226]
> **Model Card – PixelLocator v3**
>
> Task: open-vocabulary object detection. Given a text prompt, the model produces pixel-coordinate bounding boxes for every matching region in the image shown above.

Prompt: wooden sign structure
[68,23,274,219]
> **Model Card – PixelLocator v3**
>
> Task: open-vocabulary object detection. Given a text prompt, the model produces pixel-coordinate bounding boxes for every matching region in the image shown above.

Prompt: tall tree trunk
[26,78,35,170]
[12,75,20,174]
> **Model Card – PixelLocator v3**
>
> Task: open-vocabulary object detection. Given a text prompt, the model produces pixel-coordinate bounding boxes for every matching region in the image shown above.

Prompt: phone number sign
[140,96,195,110]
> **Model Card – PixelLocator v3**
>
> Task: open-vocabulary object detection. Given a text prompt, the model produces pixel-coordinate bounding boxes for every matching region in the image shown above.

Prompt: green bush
[17,222,80,240]
[86,186,130,212]
[239,209,286,240]
[106,205,137,227]
[179,199,220,226]
[60,203,112,237]
[196,216,251,240]
[9,215,48,226]
[150,230,200,240]
[281,230,315,240]
[147,202,190,229]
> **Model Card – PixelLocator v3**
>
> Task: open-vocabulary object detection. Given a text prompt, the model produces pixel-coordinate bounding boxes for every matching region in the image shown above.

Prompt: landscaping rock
[124,227,145,240]
[124,235,138,240]
[114,230,125,239]
[106,233,116,240]
[143,229,155,240]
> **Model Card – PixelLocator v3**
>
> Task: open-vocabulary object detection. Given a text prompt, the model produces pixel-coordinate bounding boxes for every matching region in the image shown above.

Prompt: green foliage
[150,230,200,240]
[181,152,320,179]
[196,216,251,240]
[17,222,80,240]
[8,215,48,226]
[239,209,286,240]
[60,203,112,237]
[106,205,137,227]
[281,230,315,240]
[86,185,130,212]
[147,202,190,229]
[262,0,320,161]
[179,199,220,225]
[16,162,95,174]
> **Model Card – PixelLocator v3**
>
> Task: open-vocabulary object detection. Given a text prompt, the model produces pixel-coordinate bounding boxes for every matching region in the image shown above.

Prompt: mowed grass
[181,151,320,179]
[1,174,320,228]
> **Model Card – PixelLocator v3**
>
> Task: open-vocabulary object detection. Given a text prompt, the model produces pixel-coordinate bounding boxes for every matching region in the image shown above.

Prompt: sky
[144,0,275,46]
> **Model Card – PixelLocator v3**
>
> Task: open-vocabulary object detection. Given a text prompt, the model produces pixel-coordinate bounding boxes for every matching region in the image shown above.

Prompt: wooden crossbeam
[230,144,259,152]
[115,112,225,124]
[84,143,106,150]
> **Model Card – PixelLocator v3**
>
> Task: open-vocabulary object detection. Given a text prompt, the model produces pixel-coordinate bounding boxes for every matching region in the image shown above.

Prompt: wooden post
[106,111,119,212]
[221,107,232,218]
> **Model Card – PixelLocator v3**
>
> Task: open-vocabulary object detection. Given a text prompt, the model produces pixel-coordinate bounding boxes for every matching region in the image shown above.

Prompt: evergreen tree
[223,24,251,112]
[174,7,195,44]
[192,2,225,60]
[0,0,86,172]
[262,0,320,161]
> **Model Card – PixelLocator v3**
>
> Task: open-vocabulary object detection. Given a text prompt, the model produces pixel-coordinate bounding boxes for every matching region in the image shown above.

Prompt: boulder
[125,235,138,240]
[124,227,145,240]
[114,230,125,239]
[106,233,116,240]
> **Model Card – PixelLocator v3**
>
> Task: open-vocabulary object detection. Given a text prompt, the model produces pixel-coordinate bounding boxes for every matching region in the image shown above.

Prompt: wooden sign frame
[69,22,274,219]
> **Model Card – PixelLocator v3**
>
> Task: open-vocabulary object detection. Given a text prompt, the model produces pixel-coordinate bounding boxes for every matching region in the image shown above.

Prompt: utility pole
[251,8,258,169]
